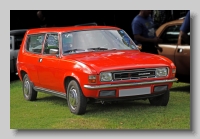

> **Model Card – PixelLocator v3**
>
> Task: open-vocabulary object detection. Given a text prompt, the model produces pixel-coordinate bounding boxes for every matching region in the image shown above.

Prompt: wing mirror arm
[136,44,142,50]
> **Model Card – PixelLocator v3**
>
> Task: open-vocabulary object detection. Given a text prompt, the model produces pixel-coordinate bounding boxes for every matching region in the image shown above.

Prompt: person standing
[178,11,190,45]
[36,10,55,27]
[131,10,162,54]
[152,10,170,30]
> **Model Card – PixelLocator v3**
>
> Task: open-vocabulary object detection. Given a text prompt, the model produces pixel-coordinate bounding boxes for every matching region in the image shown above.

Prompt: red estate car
[17,25,178,115]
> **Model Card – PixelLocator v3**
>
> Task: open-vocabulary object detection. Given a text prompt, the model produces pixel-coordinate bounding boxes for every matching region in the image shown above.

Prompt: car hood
[63,50,172,73]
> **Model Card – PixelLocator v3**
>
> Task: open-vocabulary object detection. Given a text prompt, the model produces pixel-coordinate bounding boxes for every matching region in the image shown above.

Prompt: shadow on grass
[170,84,190,93]
[86,100,152,114]
[36,95,67,106]
[35,95,152,114]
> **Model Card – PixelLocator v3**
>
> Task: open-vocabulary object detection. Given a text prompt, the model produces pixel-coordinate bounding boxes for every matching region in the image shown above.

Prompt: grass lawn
[10,79,190,130]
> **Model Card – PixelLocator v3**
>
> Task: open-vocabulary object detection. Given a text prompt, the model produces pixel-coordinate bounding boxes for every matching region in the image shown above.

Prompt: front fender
[61,60,98,93]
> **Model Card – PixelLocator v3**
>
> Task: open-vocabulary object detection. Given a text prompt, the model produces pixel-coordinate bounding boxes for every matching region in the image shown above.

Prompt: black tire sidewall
[22,74,37,101]
[67,80,87,115]
[149,90,169,106]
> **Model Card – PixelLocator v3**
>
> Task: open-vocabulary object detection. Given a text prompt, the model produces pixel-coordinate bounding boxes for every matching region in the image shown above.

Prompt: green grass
[10,80,190,130]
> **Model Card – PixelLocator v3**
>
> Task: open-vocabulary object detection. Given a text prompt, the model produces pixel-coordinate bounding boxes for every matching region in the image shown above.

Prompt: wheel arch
[20,70,28,81]
[64,76,80,95]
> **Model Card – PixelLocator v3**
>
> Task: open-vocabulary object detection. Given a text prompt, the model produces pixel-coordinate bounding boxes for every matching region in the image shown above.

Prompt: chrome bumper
[84,78,178,90]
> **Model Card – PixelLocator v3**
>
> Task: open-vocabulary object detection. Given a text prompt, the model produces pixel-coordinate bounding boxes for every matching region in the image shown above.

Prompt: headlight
[155,68,168,77]
[100,72,112,82]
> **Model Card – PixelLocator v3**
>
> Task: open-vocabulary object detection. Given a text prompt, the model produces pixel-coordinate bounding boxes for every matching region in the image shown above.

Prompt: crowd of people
[35,10,190,55]
[131,10,190,54]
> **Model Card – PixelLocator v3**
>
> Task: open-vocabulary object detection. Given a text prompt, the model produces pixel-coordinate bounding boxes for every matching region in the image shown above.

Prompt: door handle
[178,48,183,53]
[39,58,43,62]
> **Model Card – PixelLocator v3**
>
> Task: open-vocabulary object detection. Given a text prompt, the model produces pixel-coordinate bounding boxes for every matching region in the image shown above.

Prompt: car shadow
[36,95,151,113]
[176,75,190,83]
[86,100,151,114]
[10,74,19,82]
[36,96,67,106]
[170,84,190,93]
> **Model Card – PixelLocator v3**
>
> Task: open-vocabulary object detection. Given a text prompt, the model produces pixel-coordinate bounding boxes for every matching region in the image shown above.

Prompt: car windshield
[62,29,137,54]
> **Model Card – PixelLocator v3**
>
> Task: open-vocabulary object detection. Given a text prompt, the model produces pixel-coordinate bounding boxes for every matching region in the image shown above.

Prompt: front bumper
[84,78,178,90]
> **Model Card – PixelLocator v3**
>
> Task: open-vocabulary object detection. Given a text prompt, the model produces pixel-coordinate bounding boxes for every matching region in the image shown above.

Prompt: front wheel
[67,80,87,115]
[148,90,169,106]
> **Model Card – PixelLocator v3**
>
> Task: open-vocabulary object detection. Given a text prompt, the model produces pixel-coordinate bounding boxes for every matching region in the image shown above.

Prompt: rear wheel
[67,80,87,115]
[22,74,37,101]
[148,90,169,106]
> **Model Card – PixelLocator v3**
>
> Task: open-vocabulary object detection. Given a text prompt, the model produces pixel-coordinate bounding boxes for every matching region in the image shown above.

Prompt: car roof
[156,19,184,37]
[25,26,121,35]
[10,29,27,35]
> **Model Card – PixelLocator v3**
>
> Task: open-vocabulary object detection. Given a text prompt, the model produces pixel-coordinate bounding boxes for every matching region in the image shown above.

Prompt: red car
[17,25,178,115]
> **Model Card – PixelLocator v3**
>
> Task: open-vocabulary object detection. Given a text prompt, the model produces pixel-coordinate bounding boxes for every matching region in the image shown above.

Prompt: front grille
[113,69,156,81]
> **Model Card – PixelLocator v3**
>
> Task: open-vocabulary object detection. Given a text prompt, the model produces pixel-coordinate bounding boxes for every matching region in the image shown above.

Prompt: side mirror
[136,44,142,50]
[49,49,59,54]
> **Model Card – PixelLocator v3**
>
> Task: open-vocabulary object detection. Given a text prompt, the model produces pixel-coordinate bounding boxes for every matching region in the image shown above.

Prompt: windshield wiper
[64,49,85,53]
[87,47,108,51]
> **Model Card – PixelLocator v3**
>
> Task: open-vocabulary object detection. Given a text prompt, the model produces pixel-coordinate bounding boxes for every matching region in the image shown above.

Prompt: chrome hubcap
[69,87,78,110]
[24,79,30,98]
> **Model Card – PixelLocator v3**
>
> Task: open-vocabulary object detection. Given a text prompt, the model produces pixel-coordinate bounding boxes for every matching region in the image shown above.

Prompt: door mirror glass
[49,49,58,54]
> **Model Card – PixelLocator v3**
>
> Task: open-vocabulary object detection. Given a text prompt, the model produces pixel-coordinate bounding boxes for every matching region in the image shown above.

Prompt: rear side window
[26,34,45,53]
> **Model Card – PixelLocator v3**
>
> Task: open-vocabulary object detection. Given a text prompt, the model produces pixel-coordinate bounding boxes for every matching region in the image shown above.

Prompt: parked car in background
[17,25,178,115]
[10,29,27,75]
[156,18,190,78]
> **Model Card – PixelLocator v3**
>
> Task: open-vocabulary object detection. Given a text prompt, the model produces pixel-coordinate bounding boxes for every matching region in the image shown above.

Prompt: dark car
[156,18,190,78]
[10,29,27,75]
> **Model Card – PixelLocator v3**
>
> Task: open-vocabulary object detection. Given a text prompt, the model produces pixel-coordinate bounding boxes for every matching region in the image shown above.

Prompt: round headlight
[100,72,112,82]
[156,68,168,77]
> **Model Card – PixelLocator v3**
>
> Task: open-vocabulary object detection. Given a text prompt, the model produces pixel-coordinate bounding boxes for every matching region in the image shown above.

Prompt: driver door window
[160,25,190,46]
[44,33,59,54]
[160,25,181,44]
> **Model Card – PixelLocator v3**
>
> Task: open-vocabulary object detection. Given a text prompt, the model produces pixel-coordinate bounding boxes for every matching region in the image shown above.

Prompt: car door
[37,33,62,91]
[157,25,181,64]
[158,24,190,76]
[174,32,190,76]
[23,33,46,87]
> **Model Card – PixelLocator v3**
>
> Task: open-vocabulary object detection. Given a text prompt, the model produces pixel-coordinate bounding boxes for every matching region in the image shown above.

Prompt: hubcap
[24,79,30,98]
[69,87,78,110]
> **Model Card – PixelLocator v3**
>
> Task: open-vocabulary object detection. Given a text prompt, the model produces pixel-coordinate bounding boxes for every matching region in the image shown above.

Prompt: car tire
[148,90,169,106]
[67,80,87,115]
[22,74,37,101]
